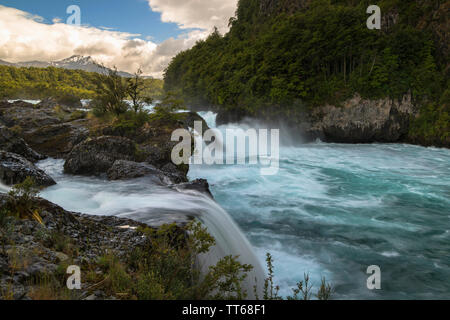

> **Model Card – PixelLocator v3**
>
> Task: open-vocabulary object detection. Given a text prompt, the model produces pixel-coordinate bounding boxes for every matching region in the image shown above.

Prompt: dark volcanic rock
[0,151,56,186]
[160,163,189,183]
[64,136,137,175]
[23,120,89,158]
[0,100,62,129]
[107,160,174,184]
[0,126,45,162]
[174,179,213,198]
[37,97,59,109]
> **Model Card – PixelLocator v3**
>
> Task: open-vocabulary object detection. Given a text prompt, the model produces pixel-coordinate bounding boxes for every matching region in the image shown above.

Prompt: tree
[92,66,129,116]
[127,68,153,113]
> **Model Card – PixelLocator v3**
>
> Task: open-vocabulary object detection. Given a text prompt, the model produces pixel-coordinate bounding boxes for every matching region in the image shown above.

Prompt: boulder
[160,163,188,183]
[0,100,62,129]
[178,111,210,135]
[23,120,89,158]
[0,126,45,162]
[174,179,213,198]
[64,136,138,175]
[107,160,174,185]
[0,151,56,187]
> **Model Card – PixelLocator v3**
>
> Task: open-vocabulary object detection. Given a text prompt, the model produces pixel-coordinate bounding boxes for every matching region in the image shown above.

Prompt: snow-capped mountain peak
[0,55,132,77]
[59,55,96,65]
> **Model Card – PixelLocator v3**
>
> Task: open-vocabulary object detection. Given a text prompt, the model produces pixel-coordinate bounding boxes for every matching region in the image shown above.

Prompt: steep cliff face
[165,0,448,148]
[307,93,418,143]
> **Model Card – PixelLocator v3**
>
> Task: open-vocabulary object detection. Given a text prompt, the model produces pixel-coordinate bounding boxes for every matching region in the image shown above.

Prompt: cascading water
[0,182,10,194]
[191,111,450,299]
[37,158,265,299]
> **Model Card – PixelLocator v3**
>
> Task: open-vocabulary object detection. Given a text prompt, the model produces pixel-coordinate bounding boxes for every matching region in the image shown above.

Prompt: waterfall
[38,158,265,299]
[178,191,265,299]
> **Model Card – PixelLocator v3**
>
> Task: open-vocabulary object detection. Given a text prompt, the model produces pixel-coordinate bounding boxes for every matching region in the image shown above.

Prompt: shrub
[91,67,129,117]
[7,177,42,224]
[152,92,186,123]
[69,110,87,121]
[55,94,81,108]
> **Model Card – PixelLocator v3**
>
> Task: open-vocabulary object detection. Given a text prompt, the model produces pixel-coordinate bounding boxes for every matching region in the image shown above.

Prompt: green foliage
[95,221,255,300]
[55,94,82,107]
[0,65,164,101]
[264,253,333,301]
[126,68,154,113]
[263,253,281,300]
[108,110,151,136]
[203,255,253,300]
[69,110,87,121]
[7,177,41,221]
[91,67,130,116]
[0,65,97,99]
[164,0,446,116]
[409,101,450,146]
[151,92,187,123]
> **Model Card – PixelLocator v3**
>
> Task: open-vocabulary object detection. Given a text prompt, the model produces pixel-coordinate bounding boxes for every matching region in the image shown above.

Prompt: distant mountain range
[0,55,134,78]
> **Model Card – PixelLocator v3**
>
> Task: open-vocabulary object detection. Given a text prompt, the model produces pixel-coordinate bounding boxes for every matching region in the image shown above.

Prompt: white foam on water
[37,158,265,299]
[0,182,10,194]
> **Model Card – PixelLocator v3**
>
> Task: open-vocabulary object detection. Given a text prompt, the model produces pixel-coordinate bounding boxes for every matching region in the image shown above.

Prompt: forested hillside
[0,65,164,100]
[164,0,449,146]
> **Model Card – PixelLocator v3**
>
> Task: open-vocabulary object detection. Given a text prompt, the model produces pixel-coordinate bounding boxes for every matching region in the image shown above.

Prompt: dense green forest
[164,0,449,144]
[0,65,164,100]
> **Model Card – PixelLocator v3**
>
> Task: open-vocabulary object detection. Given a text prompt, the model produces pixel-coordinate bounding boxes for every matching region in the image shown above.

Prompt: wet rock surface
[174,179,213,198]
[0,126,45,162]
[0,100,63,129]
[23,120,89,158]
[0,151,56,187]
[107,160,174,185]
[64,136,138,175]
[0,100,90,158]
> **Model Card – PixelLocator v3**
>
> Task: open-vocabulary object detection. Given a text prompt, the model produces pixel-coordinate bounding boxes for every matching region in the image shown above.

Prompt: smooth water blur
[37,159,265,298]
[190,112,450,299]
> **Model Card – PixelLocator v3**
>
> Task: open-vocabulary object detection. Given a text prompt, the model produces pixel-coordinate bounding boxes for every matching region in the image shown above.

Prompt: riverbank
[0,98,265,300]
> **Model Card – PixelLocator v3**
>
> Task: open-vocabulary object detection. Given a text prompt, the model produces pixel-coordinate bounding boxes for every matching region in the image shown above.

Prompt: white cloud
[0,2,237,78]
[148,0,237,34]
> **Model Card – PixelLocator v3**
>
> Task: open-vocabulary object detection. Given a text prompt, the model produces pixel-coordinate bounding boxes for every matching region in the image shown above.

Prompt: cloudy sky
[0,0,238,78]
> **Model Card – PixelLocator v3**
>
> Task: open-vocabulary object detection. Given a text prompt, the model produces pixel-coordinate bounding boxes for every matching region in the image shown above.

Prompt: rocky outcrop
[178,111,210,135]
[23,120,89,158]
[0,194,149,300]
[0,100,62,129]
[64,136,138,175]
[0,100,90,158]
[0,126,44,162]
[107,160,174,185]
[174,179,213,198]
[307,94,417,143]
[0,151,56,187]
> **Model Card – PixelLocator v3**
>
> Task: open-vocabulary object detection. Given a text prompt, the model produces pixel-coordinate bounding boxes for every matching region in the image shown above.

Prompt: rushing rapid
[7,104,449,299]
[189,111,450,299]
